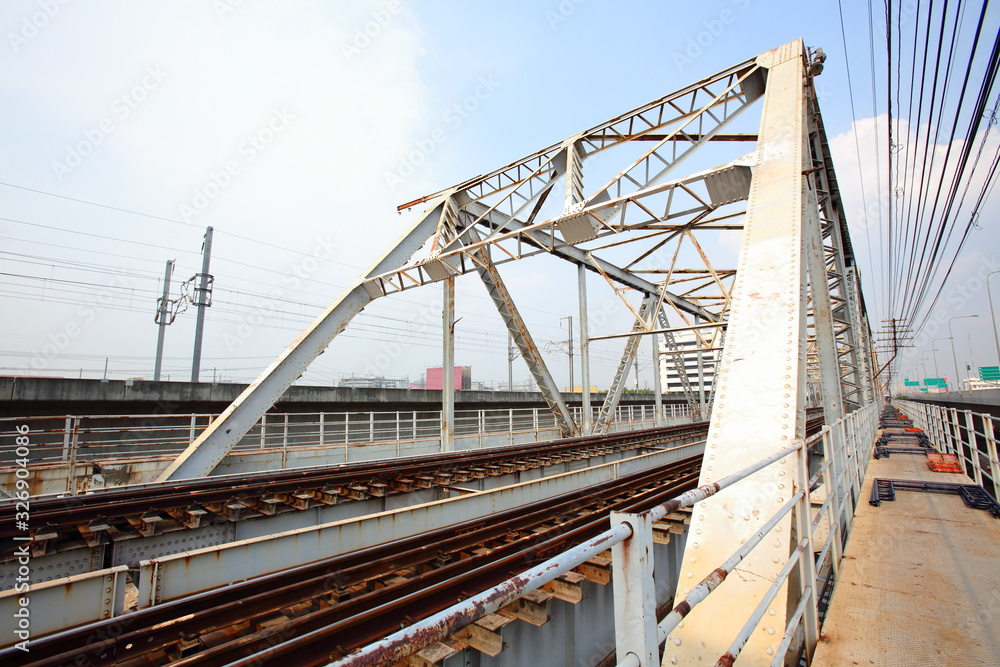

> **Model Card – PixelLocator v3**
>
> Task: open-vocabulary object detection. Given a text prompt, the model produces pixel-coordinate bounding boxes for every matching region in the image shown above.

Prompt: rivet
[769,608,777,616]
[674,638,682,646]
[695,528,702,534]
[767,627,776,635]
[743,514,751,521]
[766,647,775,655]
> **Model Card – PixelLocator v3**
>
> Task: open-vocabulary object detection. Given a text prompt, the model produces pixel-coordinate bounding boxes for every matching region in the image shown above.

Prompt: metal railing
[329,401,880,667]
[0,404,692,468]
[896,399,1000,500]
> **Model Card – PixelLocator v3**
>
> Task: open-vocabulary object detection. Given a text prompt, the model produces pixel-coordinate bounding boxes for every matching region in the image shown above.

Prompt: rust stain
[717,652,736,667]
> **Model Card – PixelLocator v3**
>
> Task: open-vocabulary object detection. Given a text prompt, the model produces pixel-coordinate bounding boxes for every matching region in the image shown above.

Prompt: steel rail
[0,421,710,548]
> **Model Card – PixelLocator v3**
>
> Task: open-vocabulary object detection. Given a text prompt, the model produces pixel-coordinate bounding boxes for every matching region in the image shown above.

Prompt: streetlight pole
[932,338,949,378]
[988,271,1000,366]
[948,315,978,391]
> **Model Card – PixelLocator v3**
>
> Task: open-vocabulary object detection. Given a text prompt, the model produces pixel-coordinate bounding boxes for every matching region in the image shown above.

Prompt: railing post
[949,408,968,476]
[369,412,375,443]
[610,511,658,666]
[282,414,289,468]
[260,413,267,449]
[983,414,1000,500]
[61,416,72,461]
[820,430,842,574]
[843,417,860,505]
[319,412,325,445]
[793,444,819,661]
[964,410,981,486]
[66,418,80,495]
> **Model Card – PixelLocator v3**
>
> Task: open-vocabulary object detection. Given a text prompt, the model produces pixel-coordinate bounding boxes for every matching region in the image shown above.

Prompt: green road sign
[980,366,1000,382]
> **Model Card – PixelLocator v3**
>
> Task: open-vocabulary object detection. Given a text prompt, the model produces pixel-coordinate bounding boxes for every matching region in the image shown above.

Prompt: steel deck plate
[813,450,1000,666]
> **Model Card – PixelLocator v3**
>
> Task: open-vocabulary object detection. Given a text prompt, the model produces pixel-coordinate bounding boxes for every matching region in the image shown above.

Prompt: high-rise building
[657,332,719,396]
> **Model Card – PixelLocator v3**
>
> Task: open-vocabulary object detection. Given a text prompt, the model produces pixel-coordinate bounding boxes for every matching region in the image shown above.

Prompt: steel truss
[158,57,879,649]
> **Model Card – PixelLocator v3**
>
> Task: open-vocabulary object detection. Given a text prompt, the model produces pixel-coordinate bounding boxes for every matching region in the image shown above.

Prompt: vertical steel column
[578,263,592,434]
[442,277,455,452]
[668,39,810,665]
[610,512,658,666]
[652,333,664,425]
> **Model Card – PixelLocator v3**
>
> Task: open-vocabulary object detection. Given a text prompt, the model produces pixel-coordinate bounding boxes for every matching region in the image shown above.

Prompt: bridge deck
[813,446,1000,666]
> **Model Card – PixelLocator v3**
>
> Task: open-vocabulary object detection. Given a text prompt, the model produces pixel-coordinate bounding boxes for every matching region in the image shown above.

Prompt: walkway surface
[813,434,1000,666]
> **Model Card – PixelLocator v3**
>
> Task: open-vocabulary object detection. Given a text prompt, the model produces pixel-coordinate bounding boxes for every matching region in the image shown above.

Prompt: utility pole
[507,331,513,391]
[153,259,175,381]
[191,227,214,382]
[560,315,573,393]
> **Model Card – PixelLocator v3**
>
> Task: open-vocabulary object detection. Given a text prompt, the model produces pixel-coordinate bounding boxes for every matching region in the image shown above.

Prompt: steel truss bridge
[2,39,922,667]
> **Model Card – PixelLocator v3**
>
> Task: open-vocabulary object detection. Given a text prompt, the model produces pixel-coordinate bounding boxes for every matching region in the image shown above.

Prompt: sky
[1,0,998,392]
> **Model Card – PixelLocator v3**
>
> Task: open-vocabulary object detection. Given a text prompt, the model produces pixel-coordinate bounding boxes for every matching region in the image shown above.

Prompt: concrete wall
[0,376,686,417]
[903,388,1000,419]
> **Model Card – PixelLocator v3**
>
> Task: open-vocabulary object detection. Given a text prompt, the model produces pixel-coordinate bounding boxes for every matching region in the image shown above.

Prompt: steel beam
[667,39,811,665]
[475,253,577,436]
[596,296,653,433]
[466,202,717,322]
[156,199,448,481]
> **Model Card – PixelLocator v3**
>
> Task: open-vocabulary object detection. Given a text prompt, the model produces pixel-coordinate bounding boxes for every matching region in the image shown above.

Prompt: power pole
[560,315,574,392]
[153,259,175,381]
[191,227,214,382]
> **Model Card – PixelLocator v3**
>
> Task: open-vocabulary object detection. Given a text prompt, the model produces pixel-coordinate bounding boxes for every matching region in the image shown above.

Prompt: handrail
[327,400,879,667]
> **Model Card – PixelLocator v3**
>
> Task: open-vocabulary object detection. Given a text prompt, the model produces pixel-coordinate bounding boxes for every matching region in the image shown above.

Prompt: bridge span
[4,34,1000,667]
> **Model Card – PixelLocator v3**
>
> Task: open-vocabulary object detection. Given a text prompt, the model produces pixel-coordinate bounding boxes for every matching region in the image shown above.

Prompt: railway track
[3,414,826,665]
[0,421,711,557]
[4,455,704,667]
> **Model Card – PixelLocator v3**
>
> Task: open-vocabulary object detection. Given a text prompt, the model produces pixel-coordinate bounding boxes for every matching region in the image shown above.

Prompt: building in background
[657,331,719,397]
[425,366,472,391]
[338,375,409,390]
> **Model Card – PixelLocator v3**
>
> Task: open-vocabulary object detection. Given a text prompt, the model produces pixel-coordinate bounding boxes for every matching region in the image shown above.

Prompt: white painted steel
[611,511,659,666]
[668,39,811,665]
[156,199,449,481]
